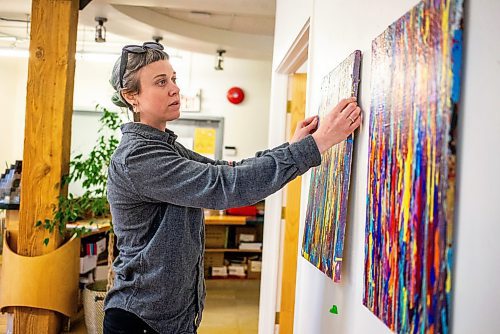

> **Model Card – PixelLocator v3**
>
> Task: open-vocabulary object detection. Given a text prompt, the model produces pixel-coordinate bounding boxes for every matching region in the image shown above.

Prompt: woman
[104,42,362,334]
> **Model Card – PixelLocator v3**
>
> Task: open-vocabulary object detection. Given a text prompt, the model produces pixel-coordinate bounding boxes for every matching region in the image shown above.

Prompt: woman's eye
[157,79,167,86]
[172,77,177,84]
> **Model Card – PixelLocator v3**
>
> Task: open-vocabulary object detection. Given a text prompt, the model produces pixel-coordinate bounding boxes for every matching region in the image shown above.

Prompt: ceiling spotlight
[215,49,226,71]
[95,17,107,43]
[152,36,163,44]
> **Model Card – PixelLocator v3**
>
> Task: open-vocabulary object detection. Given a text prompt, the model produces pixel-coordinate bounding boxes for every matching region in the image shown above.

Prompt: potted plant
[36,105,122,333]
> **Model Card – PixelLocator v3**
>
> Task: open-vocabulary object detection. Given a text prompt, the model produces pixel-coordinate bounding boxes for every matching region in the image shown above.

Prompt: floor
[0,274,260,334]
[198,279,260,334]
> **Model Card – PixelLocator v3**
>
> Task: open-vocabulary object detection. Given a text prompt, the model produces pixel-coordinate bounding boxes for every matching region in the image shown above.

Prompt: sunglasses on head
[119,42,164,89]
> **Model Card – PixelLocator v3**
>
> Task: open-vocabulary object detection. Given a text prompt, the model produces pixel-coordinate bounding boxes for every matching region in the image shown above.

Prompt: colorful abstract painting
[302,50,361,282]
[363,0,463,333]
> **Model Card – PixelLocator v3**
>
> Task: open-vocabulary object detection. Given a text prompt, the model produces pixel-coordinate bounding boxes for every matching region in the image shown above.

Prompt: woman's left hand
[290,115,319,144]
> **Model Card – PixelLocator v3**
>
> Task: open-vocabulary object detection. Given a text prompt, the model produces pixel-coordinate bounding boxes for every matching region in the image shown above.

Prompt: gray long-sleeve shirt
[104,122,321,333]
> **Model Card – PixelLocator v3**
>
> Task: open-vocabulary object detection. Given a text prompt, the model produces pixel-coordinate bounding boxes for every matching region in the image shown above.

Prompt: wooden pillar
[279,73,307,334]
[14,0,79,333]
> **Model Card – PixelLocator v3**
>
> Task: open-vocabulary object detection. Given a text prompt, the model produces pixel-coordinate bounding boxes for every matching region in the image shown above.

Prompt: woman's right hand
[312,97,362,154]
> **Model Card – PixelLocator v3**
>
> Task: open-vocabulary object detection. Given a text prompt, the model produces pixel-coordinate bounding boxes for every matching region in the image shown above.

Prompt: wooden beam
[14,0,79,333]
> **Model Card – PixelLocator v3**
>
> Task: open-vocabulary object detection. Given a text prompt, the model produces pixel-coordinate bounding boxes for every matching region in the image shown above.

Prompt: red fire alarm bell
[227,87,245,104]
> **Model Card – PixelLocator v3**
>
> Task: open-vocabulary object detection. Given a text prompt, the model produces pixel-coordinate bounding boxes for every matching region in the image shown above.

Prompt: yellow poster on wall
[193,128,216,155]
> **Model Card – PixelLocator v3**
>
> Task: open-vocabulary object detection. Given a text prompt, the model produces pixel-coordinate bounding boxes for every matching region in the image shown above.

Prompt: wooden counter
[204,215,249,225]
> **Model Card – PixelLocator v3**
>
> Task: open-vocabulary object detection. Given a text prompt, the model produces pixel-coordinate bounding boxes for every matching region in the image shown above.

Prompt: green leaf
[37,105,121,243]
[43,238,49,246]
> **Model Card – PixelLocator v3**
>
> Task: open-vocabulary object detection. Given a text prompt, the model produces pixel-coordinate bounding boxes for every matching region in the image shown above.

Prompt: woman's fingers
[304,116,318,130]
[342,102,358,118]
[335,97,357,113]
[346,106,362,122]
[349,112,363,131]
[302,115,317,126]
[291,115,319,143]
[296,115,315,129]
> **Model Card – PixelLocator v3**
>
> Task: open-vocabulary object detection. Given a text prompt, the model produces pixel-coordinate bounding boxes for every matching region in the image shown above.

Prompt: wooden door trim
[276,19,310,74]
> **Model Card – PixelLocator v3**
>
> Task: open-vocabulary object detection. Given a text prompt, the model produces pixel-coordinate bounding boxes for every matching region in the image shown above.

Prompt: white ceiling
[0,0,276,59]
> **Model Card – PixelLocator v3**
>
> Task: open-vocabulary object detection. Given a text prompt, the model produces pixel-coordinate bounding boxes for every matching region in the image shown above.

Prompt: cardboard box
[80,255,98,274]
[238,242,262,251]
[239,233,256,242]
[204,252,225,277]
[204,252,225,267]
[211,266,228,278]
[235,226,257,246]
[205,226,227,248]
[96,237,107,255]
[228,265,246,278]
[247,260,262,279]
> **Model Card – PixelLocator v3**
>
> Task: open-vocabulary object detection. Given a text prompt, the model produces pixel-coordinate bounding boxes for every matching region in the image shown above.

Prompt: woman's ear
[121,90,137,107]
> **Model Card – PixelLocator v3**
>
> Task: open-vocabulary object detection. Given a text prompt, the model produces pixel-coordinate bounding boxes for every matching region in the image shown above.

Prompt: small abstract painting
[363,0,464,333]
[302,50,361,282]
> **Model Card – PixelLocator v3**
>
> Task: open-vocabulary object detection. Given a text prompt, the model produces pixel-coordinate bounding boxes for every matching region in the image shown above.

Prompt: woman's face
[134,59,180,128]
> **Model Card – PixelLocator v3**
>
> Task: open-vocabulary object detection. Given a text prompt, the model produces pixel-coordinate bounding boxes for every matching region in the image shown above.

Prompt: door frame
[258,18,311,334]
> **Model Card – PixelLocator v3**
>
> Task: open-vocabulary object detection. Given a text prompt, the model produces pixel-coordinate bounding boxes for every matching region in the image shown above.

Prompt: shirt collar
[121,122,178,145]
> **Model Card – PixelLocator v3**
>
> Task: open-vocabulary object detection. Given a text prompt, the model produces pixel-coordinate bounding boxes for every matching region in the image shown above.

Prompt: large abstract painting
[302,50,361,282]
[363,0,463,333]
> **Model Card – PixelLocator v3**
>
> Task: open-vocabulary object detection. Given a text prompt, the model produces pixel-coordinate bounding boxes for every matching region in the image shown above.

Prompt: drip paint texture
[302,50,361,282]
[363,0,463,333]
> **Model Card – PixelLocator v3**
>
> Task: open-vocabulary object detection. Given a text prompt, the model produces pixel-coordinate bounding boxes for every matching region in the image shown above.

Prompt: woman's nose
[169,84,179,96]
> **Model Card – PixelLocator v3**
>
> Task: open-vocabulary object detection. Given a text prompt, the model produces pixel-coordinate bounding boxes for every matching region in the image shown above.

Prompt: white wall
[272,0,312,70]
[452,0,500,332]
[0,55,125,168]
[0,57,28,165]
[264,0,500,333]
[259,1,314,332]
[0,50,271,172]
[189,52,272,160]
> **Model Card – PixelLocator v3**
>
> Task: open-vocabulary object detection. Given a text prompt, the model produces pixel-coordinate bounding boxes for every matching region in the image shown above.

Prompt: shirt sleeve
[125,135,321,210]
[178,141,291,167]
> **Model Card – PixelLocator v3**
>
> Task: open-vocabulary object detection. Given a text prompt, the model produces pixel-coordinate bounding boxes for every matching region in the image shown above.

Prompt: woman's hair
[110,48,169,110]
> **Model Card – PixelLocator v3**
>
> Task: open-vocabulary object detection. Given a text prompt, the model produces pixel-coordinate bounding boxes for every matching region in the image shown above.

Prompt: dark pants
[104,308,159,334]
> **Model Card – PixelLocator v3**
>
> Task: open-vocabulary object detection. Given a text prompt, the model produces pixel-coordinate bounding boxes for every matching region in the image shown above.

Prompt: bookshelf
[205,248,262,253]
[69,218,111,283]
[66,218,111,237]
[204,215,248,225]
[0,204,20,210]
[204,214,263,279]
